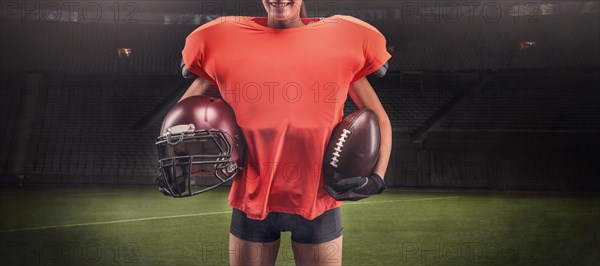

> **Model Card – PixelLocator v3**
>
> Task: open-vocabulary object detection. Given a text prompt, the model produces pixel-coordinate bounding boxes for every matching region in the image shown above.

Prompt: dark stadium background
[0,1,598,265]
[1,1,598,189]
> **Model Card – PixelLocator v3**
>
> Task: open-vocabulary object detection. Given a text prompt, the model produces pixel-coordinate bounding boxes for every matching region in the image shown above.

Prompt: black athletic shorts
[229,207,344,244]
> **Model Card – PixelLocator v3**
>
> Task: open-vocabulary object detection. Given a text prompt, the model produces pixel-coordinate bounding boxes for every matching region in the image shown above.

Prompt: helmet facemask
[155,124,241,197]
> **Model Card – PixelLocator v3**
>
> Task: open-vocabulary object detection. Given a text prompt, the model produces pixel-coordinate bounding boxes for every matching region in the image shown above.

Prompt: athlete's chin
[270,14,299,21]
[272,16,292,21]
[268,10,298,19]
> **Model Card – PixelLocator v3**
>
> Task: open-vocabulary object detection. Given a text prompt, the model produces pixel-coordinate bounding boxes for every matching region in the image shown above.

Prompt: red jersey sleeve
[181,22,218,84]
[350,21,392,84]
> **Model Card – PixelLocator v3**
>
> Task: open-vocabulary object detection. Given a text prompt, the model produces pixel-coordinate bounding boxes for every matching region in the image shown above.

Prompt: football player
[177,1,392,265]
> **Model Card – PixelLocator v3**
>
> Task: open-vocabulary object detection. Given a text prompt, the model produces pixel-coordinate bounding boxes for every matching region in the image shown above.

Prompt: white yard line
[343,196,461,205]
[0,211,232,233]
[0,196,460,233]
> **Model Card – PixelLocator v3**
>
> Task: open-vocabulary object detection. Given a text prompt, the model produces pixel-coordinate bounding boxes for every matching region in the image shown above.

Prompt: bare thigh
[292,235,343,266]
[229,233,280,266]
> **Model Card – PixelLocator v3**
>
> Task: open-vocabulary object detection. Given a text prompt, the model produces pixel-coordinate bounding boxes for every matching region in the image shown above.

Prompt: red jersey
[182,15,391,220]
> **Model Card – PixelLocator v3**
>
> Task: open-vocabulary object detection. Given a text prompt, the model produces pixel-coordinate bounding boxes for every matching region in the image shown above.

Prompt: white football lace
[330,129,351,168]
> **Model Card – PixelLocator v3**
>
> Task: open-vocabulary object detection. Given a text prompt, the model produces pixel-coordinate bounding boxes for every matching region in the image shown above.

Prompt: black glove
[326,173,387,201]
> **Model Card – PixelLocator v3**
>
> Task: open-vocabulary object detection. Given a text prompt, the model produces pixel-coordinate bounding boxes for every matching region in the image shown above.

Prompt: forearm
[178,77,218,103]
[349,76,392,179]
[372,113,392,179]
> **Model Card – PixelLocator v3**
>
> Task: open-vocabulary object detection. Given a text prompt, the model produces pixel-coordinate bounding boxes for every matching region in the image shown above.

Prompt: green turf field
[0,186,598,265]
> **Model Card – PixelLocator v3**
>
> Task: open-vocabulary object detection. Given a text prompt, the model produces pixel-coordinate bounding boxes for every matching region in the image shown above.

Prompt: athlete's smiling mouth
[268,1,293,8]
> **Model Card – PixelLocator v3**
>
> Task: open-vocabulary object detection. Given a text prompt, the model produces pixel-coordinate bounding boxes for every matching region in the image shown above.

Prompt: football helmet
[155,95,246,197]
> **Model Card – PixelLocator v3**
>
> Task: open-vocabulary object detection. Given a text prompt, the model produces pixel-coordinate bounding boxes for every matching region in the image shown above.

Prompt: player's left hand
[326,173,387,201]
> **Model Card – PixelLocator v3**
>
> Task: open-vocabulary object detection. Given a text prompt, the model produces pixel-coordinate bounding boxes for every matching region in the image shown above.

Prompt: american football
[323,108,381,184]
